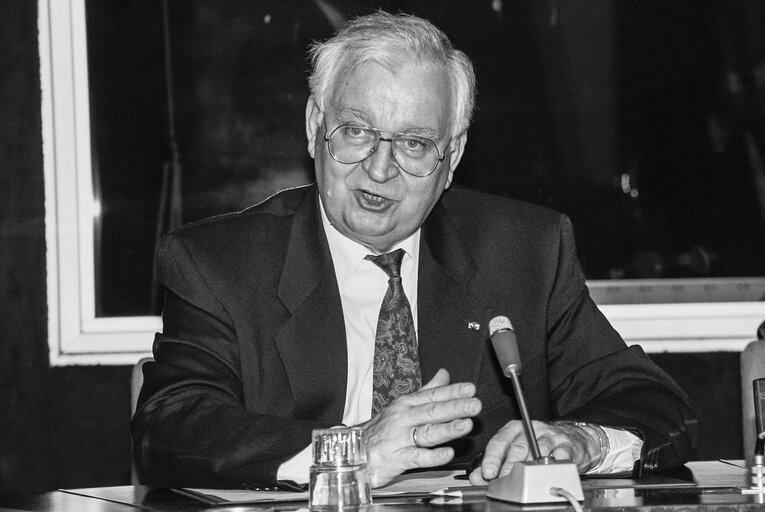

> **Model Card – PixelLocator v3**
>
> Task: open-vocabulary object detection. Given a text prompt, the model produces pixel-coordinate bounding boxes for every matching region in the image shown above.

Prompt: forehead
[328,60,452,136]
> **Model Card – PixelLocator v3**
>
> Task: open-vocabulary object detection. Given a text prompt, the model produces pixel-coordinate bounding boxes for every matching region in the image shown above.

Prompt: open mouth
[358,190,392,211]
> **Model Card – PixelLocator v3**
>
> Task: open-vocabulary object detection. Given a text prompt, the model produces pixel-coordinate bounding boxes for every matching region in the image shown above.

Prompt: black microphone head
[489,315,521,376]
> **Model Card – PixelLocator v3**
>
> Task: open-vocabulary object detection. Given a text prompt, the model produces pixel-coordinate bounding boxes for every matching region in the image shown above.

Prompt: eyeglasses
[323,121,449,177]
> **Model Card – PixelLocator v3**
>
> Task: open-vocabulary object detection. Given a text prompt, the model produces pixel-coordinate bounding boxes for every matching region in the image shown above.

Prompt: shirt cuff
[276,444,312,483]
[585,427,643,475]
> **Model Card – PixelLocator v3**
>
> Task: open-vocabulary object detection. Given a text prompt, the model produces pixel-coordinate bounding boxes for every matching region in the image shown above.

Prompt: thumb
[421,368,450,389]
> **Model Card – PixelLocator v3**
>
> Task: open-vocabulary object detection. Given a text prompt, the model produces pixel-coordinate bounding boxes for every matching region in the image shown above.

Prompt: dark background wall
[0,0,748,495]
[0,1,133,494]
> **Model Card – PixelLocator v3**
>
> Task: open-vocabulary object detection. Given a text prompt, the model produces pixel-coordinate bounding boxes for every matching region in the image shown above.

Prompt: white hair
[308,11,476,136]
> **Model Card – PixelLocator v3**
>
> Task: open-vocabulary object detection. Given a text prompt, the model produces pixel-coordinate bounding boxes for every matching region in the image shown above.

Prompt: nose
[361,137,401,182]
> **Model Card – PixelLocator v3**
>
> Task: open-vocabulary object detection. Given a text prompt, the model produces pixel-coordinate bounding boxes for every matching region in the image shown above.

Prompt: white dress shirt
[277,200,419,480]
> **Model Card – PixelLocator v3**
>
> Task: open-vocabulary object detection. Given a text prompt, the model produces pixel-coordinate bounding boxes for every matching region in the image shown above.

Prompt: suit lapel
[269,189,518,420]
[275,190,347,423]
[417,202,493,385]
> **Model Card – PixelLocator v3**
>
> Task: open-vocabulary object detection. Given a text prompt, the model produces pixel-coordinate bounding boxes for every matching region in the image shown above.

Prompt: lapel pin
[467,321,481,331]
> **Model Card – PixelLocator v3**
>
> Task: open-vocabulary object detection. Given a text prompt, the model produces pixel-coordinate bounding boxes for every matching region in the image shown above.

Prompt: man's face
[306,60,466,253]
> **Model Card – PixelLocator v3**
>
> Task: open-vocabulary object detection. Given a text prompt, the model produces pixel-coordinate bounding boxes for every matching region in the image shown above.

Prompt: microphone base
[486,459,584,504]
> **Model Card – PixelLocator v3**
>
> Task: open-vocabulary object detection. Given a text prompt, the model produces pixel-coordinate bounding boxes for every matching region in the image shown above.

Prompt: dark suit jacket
[132,184,697,488]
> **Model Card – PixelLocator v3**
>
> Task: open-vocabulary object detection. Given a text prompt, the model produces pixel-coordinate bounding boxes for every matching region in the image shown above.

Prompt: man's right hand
[360,368,482,488]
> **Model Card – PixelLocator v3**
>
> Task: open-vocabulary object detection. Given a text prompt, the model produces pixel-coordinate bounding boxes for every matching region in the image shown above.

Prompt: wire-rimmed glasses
[323,122,449,177]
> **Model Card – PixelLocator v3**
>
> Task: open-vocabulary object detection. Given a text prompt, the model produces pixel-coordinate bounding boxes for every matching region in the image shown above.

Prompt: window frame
[40,0,765,365]
[41,0,159,365]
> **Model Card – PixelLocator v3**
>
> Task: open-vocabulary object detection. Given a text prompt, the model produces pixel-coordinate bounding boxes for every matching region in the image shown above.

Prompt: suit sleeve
[544,215,698,473]
[131,233,332,489]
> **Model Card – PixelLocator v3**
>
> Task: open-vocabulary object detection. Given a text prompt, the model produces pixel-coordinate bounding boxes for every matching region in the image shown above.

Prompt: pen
[451,451,483,480]
[467,451,483,476]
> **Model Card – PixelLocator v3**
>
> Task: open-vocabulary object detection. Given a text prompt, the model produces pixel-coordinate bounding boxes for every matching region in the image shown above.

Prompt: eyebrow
[332,106,441,139]
[334,106,370,124]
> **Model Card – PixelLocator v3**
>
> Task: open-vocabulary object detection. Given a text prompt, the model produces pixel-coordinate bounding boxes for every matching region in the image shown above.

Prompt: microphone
[486,315,583,504]
[489,316,522,376]
[489,316,542,461]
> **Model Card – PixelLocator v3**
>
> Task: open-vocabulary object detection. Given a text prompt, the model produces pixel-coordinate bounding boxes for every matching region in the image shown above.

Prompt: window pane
[87,1,765,317]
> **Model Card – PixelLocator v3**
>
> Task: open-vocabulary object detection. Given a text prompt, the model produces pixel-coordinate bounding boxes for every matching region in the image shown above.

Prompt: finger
[537,434,575,461]
[409,446,455,471]
[536,434,555,457]
[497,440,530,477]
[405,381,477,407]
[413,397,482,428]
[415,418,474,447]
[421,368,450,389]
[480,423,523,480]
[469,467,488,486]
[487,433,532,479]
[551,445,574,462]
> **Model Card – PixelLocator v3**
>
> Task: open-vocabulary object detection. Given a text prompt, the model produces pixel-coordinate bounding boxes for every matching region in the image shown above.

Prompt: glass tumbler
[309,427,371,510]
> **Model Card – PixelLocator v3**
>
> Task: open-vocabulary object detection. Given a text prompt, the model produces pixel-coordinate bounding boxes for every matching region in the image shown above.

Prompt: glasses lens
[328,126,377,164]
[328,125,441,176]
[392,135,440,176]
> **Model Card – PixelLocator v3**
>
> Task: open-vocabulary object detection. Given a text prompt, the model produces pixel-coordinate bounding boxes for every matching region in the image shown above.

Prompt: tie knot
[366,248,405,279]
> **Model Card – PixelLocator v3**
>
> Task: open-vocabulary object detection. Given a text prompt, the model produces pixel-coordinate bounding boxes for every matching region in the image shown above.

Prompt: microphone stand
[506,366,546,463]
[487,322,584,504]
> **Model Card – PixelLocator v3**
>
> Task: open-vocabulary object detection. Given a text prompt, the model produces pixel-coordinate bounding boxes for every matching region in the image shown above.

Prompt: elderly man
[132,11,697,489]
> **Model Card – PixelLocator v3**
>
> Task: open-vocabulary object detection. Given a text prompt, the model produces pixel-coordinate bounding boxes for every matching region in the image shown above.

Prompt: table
[1,461,763,511]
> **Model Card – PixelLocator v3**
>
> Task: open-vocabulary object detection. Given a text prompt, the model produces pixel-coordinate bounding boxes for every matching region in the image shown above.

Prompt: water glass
[309,427,371,510]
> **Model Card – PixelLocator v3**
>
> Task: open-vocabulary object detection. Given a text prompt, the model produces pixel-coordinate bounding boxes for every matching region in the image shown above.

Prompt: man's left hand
[468,420,607,485]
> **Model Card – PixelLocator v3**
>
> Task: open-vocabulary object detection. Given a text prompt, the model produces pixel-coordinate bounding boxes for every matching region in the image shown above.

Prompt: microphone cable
[550,487,584,512]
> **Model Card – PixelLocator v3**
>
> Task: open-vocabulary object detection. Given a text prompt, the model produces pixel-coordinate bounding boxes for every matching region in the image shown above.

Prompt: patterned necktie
[365,249,422,416]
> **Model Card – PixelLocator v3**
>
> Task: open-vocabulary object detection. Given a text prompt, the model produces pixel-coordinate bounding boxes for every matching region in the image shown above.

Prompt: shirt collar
[318,196,420,285]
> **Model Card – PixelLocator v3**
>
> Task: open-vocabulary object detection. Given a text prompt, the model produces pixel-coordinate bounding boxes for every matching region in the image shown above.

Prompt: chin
[349,227,397,249]
[347,217,391,237]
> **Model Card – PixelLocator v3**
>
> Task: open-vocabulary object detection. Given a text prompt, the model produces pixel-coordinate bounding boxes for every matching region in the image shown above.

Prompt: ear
[305,96,323,159]
[443,131,468,189]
